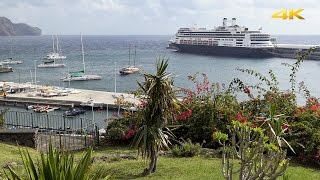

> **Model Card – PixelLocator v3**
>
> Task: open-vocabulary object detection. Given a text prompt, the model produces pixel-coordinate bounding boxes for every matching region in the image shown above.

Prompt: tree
[132,59,178,176]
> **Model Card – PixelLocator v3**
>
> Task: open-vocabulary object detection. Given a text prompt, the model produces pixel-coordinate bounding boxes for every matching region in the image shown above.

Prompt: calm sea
[0,35,320,128]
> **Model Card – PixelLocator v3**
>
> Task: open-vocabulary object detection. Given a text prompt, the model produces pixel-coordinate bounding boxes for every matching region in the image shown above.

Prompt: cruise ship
[169,18,275,58]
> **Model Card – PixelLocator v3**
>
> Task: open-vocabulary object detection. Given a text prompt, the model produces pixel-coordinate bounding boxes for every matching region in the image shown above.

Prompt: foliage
[132,59,178,176]
[171,139,201,157]
[5,144,106,180]
[285,98,320,166]
[213,121,289,180]
[105,113,141,144]
[0,109,8,128]
[176,74,239,146]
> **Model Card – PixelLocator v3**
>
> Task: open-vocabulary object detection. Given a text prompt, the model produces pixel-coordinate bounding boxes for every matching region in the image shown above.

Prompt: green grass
[0,142,319,179]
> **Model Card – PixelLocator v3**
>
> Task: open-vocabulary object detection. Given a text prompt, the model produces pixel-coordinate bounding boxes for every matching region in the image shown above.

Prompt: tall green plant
[5,144,106,180]
[132,59,178,176]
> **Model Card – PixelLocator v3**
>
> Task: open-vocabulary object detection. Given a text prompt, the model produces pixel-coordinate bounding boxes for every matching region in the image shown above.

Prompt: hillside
[0,17,41,36]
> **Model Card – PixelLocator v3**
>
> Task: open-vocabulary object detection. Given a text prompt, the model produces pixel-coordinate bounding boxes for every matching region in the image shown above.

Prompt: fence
[1,110,99,151]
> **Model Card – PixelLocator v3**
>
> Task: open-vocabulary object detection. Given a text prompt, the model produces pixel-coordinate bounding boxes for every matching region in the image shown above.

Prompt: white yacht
[44,35,66,60]
[37,62,66,68]
[0,58,22,65]
[119,45,140,75]
[169,18,274,58]
[61,34,102,81]
[0,63,14,73]
[119,66,140,75]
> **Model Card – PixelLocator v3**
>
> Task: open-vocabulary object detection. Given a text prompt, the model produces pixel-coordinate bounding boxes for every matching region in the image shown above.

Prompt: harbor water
[1,35,320,128]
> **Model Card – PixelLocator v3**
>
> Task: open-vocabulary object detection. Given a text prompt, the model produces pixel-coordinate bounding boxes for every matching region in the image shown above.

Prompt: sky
[1,0,319,35]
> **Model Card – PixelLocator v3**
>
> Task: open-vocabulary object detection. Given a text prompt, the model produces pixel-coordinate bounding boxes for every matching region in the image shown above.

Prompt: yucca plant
[5,144,106,180]
[132,59,179,176]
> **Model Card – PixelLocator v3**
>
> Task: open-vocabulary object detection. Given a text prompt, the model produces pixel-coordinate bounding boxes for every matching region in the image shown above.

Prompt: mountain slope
[0,17,41,36]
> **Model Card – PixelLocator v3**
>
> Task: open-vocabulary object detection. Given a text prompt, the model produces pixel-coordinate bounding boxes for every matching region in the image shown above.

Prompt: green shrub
[176,77,239,147]
[213,121,289,180]
[171,139,201,157]
[286,107,320,166]
[105,114,141,145]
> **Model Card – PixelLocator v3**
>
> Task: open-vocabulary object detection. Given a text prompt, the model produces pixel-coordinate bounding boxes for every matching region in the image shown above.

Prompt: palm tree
[132,59,178,176]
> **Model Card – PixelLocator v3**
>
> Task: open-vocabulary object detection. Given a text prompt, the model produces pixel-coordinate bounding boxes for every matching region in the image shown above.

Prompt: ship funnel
[232,18,236,26]
[223,18,227,27]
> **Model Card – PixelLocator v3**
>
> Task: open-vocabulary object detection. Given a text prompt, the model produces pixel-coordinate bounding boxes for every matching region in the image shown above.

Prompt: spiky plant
[5,144,106,180]
[132,59,178,176]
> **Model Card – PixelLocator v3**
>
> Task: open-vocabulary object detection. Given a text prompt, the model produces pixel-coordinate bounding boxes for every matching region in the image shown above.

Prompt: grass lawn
[0,142,319,179]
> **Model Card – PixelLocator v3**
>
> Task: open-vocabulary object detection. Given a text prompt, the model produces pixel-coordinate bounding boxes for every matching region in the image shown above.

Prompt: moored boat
[169,18,274,58]
[0,63,14,73]
[0,58,22,65]
[61,34,102,81]
[63,108,86,117]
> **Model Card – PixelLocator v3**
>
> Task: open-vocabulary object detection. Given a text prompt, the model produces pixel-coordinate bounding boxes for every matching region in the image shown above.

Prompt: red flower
[251,124,257,128]
[122,126,137,140]
[235,112,243,121]
[244,86,250,94]
[235,112,248,123]
[137,101,147,107]
[178,109,193,121]
[310,104,319,112]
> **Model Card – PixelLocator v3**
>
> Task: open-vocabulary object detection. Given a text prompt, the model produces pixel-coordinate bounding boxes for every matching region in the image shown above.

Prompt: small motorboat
[33,105,60,113]
[63,109,86,117]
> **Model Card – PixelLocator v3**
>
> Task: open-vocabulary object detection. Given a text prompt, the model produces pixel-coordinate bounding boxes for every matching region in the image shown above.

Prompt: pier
[272,44,320,60]
[0,83,140,109]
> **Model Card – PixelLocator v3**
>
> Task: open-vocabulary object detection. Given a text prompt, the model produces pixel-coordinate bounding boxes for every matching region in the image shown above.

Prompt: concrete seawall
[0,89,140,109]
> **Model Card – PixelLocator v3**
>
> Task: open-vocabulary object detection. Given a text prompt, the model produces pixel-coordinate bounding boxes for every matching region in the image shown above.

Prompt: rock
[0,17,41,36]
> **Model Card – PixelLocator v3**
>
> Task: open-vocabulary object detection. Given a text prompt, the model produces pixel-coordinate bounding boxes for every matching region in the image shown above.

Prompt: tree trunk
[143,149,157,176]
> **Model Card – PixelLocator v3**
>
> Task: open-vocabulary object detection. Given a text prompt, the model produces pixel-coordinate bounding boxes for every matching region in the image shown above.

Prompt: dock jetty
[0,82,140,109]
[272,44,320,60]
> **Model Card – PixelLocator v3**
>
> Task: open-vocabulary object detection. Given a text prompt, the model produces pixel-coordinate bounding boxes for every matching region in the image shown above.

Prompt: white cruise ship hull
[172,43,274,58]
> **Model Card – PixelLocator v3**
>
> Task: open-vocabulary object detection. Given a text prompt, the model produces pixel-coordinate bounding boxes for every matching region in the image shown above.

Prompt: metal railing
[1,110,99,151]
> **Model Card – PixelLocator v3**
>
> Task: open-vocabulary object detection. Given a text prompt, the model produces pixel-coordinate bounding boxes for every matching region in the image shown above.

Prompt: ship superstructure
[170,18,275,57]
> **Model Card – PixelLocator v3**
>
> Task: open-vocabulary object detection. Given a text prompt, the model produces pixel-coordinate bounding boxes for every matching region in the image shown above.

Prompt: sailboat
[119,45,140,75]
[0,38,22,65]
[61,34,102,81]
[38,35,66,68]
[44,35,66,61]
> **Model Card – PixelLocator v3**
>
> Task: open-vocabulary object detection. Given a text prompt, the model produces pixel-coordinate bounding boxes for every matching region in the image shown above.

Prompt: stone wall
[0,129,37,148]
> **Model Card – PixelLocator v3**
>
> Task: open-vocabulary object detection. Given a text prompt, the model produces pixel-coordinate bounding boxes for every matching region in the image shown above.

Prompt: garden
[2,48,320,179]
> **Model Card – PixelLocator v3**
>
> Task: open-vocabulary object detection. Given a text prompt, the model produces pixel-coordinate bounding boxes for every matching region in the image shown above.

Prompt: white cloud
[0,0,319,35]
[88,0,124,12]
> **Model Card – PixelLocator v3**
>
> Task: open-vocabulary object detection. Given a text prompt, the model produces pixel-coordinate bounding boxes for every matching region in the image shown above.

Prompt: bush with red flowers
[105,113,142,145]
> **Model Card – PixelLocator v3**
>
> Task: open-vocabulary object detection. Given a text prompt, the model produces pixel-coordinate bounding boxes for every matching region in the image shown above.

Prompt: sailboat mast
[56,35,59,53]
[52,35,55,53]
[128,44,131,65]
[81,33,85,73]
[134,45,136,66]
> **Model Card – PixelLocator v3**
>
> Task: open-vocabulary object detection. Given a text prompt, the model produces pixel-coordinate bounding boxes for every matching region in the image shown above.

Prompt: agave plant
[132,59,178,176]
[5,144,106,180]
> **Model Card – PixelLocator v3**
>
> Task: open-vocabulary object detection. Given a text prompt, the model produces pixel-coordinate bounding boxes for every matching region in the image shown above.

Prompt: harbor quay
[0,82,141,110]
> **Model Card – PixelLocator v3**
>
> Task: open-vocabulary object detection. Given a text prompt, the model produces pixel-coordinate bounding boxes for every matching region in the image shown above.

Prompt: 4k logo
[272,9,304,20]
